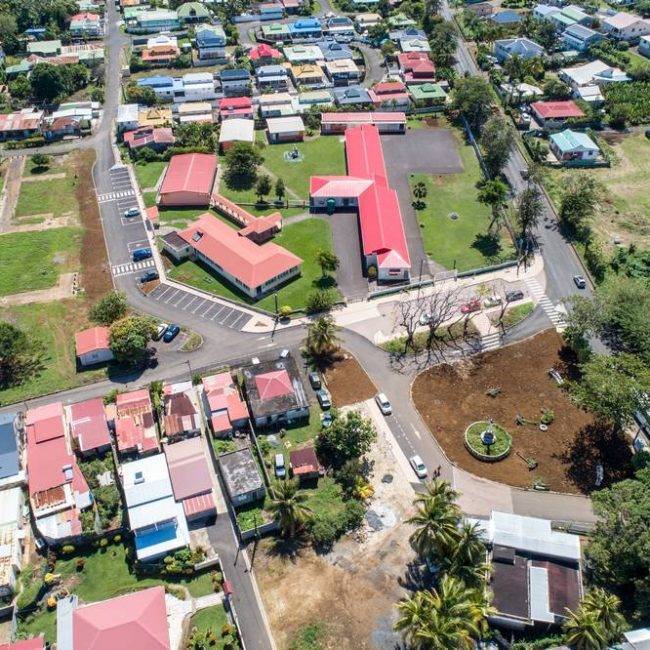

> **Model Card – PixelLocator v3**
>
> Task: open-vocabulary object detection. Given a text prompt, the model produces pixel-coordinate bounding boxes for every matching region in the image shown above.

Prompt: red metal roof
[290,446,320,476]
[0,637,45,650]
[75,326,110,357]
[165,436,213,500]
[218,96,253,110]
[178,213,302,290]
[531,100,584,119]
[69,398,111,452]
[183,492,216,517]
[159,153,218,197]
[372,81,407,94]
[321,112,406,125]
[249,43,282,60]
[73,586,170,650]
[254,369,294,401]
[397,51,435,74]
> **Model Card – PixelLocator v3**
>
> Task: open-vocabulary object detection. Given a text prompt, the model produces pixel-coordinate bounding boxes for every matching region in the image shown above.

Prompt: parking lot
[329,212,367,300]
[147,283,253,331]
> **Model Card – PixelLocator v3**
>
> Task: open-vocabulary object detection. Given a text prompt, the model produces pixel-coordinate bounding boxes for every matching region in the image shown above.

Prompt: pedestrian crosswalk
[112,259,155,277]
[525,278,566,330]
[481,331,501,352]
[97,190,136,203]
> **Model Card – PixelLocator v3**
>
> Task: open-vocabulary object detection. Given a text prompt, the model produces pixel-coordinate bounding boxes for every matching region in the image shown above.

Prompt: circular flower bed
[464,421,512,462]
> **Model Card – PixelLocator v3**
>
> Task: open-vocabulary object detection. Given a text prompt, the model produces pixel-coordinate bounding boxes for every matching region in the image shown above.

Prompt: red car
[460,298,481,314]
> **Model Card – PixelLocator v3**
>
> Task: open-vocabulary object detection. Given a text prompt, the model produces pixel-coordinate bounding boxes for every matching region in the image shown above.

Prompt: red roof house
[124,127,176,152]
[238,211,282,244]
[75,326,113,367]
[115,390,159,457]
[142,43,180,65]
[65,586,170,650]
[530,100,585,126]
[67,398,111,456]
[219,96,254,121]
[171,213,302,299]
[158,153,218,207]
[249,43,283,65]
[310,125,411,281]
[397,51,436,83]
[202,372,249,435]
[320,111,407,135]
[289,446,322,480]
[0,638,45,650]
[368,81,411,110]
[162,381,201,440]
[255,369,294,401]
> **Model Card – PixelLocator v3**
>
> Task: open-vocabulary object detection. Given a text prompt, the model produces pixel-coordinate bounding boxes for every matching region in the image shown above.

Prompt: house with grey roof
[494,37,545,63]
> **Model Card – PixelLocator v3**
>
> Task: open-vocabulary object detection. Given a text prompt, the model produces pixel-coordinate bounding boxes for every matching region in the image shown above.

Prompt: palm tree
[581,588,626,642]
[394,576,492,649]
[564,607,608,650]
[306,315,340,360]
[407,490,461,561]
[267,479,312,538]
[442,521,490,588]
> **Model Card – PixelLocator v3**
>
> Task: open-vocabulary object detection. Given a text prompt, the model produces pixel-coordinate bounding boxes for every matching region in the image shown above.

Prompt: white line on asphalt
[191,299,206,314]
[411,425,421,439]
[210,306,226,320]
[164,289,180,304]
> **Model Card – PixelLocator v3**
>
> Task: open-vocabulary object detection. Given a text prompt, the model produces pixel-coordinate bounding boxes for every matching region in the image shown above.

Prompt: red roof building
[158,153,218,207]
[142,44,180,64]
[124,126,176,151]
[249,43,283,65]
[75,326,113,367]
[115,390,159,457]
[368,81,411,110]
[67,398,111,455]
[202,372,249,435]
[25,403,91,540]
[164,436,216,522]
[0,637,45,650]
[255,369,294,400]
[219,96,254,121]
[169,213,302,299]
[238,211,282,244]
[66,586,170,650]
[162,381,201,440]
[320,111,406,134]
[289,446,322,480]
[310,125,410,281]
[530,100,585,126]
[397,52,436,83]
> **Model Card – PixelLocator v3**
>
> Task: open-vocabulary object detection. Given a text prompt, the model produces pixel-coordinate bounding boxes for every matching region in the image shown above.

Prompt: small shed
[75,326,113,367]
[289,446,322,481]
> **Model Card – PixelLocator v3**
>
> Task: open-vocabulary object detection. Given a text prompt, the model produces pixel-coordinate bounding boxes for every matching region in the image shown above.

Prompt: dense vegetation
[603,82,650,125]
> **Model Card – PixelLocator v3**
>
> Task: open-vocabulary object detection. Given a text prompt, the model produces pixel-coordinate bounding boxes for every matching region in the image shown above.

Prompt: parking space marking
[155,286,173,301]
[217,308,234,324]
[184,296,199,310]
[231,313,249,330]
[191,299,207,314]
[164,289,181,304]
[210,306,226,320]
[126,239,149,251]
[222,311,241,327]
[175,294,196,310]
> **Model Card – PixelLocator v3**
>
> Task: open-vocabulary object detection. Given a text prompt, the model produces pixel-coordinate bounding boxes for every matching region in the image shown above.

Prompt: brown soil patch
[73,150,112,300]
[412,329,632,494]
[323,352,377,407]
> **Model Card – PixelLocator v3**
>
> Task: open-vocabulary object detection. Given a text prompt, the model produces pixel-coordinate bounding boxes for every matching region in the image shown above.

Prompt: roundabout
[464,419,512,462]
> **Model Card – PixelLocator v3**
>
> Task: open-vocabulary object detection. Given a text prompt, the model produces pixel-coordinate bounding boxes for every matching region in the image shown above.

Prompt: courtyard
[412,329,632,494]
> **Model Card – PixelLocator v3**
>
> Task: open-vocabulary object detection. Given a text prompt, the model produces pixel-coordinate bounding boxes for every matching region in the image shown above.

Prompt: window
[192,231,203,242]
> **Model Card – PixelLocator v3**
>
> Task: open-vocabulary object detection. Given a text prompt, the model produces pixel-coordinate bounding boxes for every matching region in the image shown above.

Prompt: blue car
[132,247,152,262]
[162,324,180,342]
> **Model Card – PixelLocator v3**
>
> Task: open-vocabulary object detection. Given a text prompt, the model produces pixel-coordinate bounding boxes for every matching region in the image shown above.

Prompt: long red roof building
[158,153,218,207]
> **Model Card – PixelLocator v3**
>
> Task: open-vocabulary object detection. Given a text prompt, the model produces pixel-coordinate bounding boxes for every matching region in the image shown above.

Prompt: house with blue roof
[549,129,599,163]
[490,10,523,25]
[196,24,227,61]
[256,64,291,90]
[220,68,252,96]
[562,24,603,51]
[289,18,323,40]
[332,84,373,106]
[137,75,176,101]
[0,412,24,489]
[315,40,353,61]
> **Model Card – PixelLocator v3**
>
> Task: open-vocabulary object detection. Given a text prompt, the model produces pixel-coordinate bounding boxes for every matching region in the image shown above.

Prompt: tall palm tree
[267,479,312,539]
[395,576,492,650]
[306,315,340,360]
[564,607,608,650]
[407,491,461,561]
[442,522,490,588]
[581,588,626,642]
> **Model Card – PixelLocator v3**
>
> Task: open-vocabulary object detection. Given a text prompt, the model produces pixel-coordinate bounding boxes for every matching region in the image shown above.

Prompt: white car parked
[375,393,392,415]
[409,455,428,479]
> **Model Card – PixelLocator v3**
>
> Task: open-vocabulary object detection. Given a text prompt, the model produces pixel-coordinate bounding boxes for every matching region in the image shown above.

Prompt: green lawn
[0,299,108,406]
[303,476,347,520]
[247,136,346,199]
[411,137,515,270]
[0,228,81,295]
[16,544,216,645]
[15,175,79,220]
[188,604,230,647]
[167,218,338,312]
[133,161,166,190]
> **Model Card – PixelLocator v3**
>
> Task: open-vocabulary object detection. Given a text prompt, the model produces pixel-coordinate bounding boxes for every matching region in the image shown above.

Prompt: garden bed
[464,421,512,461]
[411,329,632,493]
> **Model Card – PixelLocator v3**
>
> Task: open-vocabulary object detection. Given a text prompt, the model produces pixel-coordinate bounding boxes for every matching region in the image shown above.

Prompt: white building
[0,487,24,598]
[175,72,217,103]
[121,453,190,562]
[283,44,324,64]
[640,34,650,57]
[117,104,140,132]
[559,59,630,90]
[602,11,650,42]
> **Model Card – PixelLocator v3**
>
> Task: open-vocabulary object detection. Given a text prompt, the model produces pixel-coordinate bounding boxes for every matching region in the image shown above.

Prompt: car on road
[251,357,260,365]
[573,275,587,289]
[274,453,286,479]
[279,348,290,359]
[316,389,331,410]
[139,270,159,284]
[409,455,428,479]
[375,393,392,416]
[162,324,180,342]
[153,322,169,341]
[419,312,431,326]
[460,297,481,314]
[132,247,152,262]
[483,295,502,308]
[308,371,321,389]
[321,411,333,428]
[505,289,524,303]
[124,207,140,218]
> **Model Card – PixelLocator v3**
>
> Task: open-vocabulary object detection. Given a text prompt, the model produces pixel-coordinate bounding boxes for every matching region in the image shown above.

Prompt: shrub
[221,623,237,637]
[306,288,337,314]
[279,305,292,318]
[113,534,121,544]
[99,538,108,548]
[76,558,85,571]
[367,265,377,280]
[309,514,339,550]
[540,408,555,425]
[61,545,75,555]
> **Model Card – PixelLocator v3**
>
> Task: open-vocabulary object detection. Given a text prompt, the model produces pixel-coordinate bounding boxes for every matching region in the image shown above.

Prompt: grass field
[0,228,81,295]
[411,133,515,270]
[15,161,79,220]
[133,160,166,190]
[167,218,338,312]
[542,132,650,249]
[0,299,107,406]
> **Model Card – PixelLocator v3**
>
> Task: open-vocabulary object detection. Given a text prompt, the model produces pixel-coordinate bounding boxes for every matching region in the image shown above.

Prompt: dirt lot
[255,401,415,650]
[323,352,377,407]
[412,329,632,494]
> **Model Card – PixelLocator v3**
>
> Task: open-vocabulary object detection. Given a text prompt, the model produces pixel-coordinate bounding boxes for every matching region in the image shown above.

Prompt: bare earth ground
[256,401,416,650]
[412,329,632,494]
[323,352,377,407]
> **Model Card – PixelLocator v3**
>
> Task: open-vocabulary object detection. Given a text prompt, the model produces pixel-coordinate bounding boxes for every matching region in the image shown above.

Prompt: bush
[308,499,366,550]
[540,409,555,425]
[308,514,339,550]
[99,538,108,548]
[305,288,337,314]
[61,545,75,555]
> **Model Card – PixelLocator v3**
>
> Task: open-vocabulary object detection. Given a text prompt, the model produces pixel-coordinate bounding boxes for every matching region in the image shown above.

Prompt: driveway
[329,211,368,300]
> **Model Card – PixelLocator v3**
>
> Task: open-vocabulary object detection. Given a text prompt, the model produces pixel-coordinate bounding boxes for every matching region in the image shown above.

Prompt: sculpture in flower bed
[464,419,512,461]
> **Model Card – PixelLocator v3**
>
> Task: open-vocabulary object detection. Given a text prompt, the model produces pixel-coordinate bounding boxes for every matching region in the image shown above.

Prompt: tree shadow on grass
[223,173,255,192]
[266,531,310,562]
[471,232,503,261]
[312,275,337,290]
[398,560,432,593]
[557,420,633,494]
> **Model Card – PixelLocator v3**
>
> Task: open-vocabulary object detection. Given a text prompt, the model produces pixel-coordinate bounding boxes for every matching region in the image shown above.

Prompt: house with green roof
[26,40,62,57]
[549,129,599,164]
[123,6,148,21]
[261,23,291,41]
[5,59,33,78]
[388,12,416,28]
[177,1,211,23]
[408,82,447,106]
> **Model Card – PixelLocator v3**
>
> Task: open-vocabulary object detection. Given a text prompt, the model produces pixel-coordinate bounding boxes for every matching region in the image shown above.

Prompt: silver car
[375,393,392,415]
[409,455,428,479]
